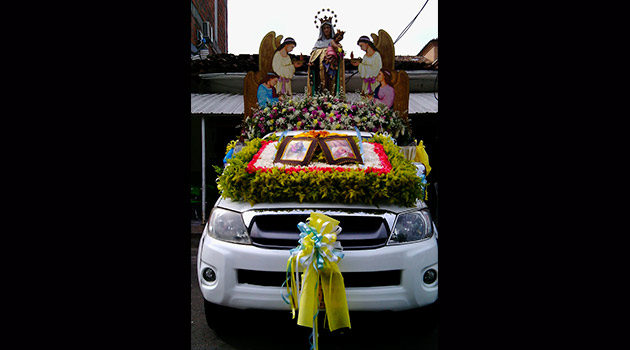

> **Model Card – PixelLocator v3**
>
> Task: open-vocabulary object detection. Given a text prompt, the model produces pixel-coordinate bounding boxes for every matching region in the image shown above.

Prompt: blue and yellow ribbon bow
[282,213,351,350]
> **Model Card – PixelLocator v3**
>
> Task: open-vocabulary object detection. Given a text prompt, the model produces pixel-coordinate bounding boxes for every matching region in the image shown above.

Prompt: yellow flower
[282,108,287,113]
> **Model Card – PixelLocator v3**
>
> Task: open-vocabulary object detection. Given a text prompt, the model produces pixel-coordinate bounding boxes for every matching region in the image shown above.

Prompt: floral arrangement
[215,133,426,207]
[243,92,409,140]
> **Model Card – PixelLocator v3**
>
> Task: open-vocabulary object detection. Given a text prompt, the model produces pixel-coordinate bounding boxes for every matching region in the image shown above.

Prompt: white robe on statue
[358,51,382,94]
[272,51,296,96]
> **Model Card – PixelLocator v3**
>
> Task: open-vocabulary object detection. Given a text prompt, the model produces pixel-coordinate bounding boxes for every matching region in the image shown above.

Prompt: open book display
[273,134,363,167]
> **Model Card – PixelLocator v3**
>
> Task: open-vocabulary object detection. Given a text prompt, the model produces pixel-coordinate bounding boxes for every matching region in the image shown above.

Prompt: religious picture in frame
[274,137,319,166]
[319,136,363,165]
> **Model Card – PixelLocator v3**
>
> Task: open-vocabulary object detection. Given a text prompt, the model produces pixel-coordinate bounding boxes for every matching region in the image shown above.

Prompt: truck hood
[215,197,426,214]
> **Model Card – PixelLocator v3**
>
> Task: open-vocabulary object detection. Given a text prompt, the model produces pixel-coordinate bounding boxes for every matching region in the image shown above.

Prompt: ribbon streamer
[272,130,289,159]
[279,77,290,94]
[353,126,364,160]
[282,213,351,350]
[363,77,376,94]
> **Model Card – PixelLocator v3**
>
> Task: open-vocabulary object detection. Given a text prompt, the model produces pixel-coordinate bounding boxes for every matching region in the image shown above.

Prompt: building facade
[417,38,438,64]
[191,0,228,54]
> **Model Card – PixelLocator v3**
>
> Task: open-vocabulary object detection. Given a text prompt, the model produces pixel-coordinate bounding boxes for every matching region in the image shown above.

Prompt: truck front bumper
[197,234,438,311]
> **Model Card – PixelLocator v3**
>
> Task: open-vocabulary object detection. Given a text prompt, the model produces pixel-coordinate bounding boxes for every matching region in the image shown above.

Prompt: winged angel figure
[369,29,410,121]
[243,31,283,119]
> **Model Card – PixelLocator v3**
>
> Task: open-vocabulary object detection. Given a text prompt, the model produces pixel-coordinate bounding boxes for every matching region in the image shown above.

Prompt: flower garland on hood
[216,133,425,207]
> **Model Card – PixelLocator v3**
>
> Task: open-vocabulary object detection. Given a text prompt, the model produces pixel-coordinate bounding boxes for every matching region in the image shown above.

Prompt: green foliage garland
[216,133,425,207]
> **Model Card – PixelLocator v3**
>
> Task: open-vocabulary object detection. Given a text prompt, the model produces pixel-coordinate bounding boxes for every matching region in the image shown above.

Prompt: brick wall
[217,0,227,53]
[191,0,228,54]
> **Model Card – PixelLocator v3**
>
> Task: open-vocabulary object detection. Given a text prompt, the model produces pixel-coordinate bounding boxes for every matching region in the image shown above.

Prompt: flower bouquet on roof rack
[242,91,409,141]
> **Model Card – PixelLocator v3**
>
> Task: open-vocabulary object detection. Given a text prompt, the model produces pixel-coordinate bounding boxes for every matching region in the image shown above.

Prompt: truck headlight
[207,208,251,244]
[388,210,434,244]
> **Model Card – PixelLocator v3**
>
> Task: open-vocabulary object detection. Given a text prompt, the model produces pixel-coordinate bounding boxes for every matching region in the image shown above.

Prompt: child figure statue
[323,30,345,79]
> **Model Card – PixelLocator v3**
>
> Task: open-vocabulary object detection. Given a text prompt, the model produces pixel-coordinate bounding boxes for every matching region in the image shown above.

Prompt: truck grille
[237,269,401,287]
[249,214,390,250]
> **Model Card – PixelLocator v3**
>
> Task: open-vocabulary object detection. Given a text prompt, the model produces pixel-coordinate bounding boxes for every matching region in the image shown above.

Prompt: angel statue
[351,35,382,96]
[351,30,411,122]
[243,31,287,119]
[307,8,346,96]
[272,37,304,97]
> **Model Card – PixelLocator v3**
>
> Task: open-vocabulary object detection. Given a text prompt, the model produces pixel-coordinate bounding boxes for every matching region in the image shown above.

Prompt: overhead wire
[394,0,430,45]
[346,0,432,85]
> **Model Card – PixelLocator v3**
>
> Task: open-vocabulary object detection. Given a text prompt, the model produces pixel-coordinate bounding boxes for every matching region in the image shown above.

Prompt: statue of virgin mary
[307,9,345,96]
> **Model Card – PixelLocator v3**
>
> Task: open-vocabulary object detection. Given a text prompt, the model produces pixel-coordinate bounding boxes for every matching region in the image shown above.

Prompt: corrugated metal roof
[409,93,439,113]
[191,93,244,114]
[191,93,437,115]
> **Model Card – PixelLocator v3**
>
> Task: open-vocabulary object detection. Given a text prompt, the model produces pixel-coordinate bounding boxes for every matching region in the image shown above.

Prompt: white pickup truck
[196,130,437,329]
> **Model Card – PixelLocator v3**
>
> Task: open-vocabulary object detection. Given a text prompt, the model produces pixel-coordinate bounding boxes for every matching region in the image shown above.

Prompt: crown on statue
[319,16,333,24]
[314,8,338,29]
